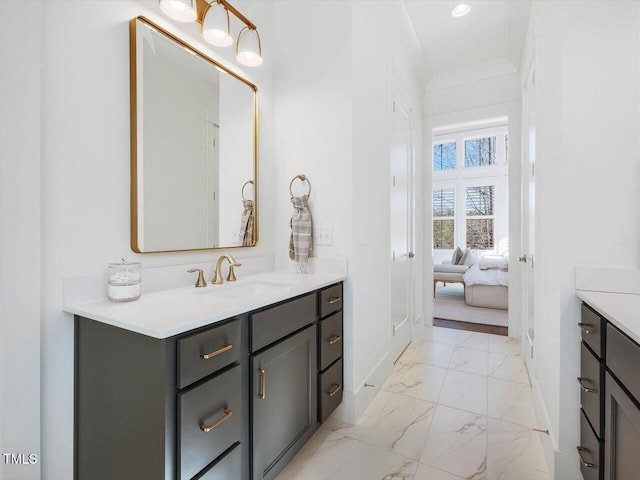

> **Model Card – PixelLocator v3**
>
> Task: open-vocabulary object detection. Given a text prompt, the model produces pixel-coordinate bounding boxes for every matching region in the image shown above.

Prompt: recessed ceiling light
[451,3,471,18]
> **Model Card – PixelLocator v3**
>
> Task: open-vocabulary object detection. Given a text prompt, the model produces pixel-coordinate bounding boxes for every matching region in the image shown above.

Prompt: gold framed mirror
[130,16,258,253]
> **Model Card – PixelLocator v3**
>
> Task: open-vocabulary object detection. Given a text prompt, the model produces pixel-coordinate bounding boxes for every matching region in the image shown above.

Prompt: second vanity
[66,272,345,480]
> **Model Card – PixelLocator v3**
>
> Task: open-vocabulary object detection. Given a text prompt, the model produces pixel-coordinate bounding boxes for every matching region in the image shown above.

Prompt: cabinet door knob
[577,377,598,393]
[200,408,233,433]
[258,368,266,400]
[328,335,342,345]
[327,384,342,397]
[200,344,233,360]
[576,446,597,469]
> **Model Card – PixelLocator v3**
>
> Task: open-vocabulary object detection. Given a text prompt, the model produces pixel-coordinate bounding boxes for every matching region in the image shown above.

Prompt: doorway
[431,118,510,335]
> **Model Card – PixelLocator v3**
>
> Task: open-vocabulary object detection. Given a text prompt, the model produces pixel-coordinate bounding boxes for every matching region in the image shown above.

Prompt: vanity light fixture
[158,0,198,23]
[451,3,471,18]
[158,0,263,67]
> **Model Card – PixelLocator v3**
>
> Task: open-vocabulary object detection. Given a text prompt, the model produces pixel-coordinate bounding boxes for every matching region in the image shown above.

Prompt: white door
[390,99,412,363]
[521,67,536,365]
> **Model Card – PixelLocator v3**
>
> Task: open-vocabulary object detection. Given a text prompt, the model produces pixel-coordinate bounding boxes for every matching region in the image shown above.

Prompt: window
[433,142,456,171]
[433,188,455,249]
[464,136,496,167]
[466,185,495,249]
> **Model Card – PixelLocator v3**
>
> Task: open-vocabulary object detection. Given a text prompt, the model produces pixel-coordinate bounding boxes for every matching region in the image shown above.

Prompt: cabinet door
[605,373,640,480]
[252,325,317,480]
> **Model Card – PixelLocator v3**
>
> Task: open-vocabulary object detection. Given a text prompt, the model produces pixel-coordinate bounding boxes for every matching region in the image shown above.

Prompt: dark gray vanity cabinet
[318,283,344,423]
[578,302,640,480]
[249,292,318,480]
[75,282,344,480]
[75,314,248,480]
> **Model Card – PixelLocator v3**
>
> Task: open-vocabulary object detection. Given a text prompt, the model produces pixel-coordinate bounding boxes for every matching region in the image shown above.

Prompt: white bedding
[464,262,509,287]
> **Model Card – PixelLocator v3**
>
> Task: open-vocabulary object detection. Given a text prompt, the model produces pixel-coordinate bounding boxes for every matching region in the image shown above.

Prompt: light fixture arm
[199,0,256,29]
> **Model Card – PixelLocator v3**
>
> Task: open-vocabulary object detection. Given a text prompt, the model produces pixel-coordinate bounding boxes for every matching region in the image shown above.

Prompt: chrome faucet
[212,254,242,284]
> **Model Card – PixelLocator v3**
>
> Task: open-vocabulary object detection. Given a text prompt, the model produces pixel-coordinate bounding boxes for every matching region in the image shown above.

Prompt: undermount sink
[199,280,293,300]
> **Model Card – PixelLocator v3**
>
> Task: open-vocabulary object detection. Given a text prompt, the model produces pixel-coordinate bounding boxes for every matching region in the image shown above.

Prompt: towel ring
[289,174,311,197]
[241,180,254,201]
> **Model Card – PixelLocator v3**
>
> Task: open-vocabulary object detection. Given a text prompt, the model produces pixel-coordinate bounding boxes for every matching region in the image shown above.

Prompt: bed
[463,257,509,310]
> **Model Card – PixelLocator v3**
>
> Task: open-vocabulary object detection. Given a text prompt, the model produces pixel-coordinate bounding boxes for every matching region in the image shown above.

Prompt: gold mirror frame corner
[129,16,259,254]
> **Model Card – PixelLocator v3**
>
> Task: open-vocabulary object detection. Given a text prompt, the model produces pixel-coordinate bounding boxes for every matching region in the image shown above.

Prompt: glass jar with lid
[108,259,141,302]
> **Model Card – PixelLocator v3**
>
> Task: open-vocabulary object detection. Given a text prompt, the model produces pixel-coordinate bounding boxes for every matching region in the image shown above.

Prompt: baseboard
[531,377,557,476]
[330,351,395,425]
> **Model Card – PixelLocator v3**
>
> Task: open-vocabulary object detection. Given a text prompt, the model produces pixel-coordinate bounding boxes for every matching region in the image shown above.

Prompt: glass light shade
[451,3,471,18]
[159,0,197,22]
[236,27,263,67]
[202,2,233,47]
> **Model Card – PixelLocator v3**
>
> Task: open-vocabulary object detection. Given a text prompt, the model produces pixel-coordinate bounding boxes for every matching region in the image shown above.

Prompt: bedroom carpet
[434,283,508,328]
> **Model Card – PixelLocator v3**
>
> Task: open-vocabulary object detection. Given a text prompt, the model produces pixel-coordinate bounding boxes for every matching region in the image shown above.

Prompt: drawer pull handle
[577,377,598,393]
[576,446,597,469]
[200,344,233,360]
[258,368,266,400]
[328,384,342,397]
[327,296,342,305]
[328,335,342,345]
[200,408,233,433]
[578,323,596,334]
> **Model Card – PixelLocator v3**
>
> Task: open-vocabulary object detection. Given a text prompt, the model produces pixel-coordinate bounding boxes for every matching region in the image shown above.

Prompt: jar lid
[109,258,141,267]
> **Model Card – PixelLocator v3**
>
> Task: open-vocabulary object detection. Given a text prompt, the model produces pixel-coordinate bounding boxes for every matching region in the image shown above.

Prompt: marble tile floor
[276,326,550,480]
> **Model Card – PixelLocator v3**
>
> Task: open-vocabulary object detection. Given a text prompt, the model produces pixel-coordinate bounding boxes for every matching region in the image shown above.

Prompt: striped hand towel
[289,195,313,271]
[240,199,254,246]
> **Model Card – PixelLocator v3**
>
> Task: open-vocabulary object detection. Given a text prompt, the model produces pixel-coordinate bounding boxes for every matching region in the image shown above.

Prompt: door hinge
[392,250,395,262]
[393,101,396,113]
[213,192,216,201]
[392,176,396,187]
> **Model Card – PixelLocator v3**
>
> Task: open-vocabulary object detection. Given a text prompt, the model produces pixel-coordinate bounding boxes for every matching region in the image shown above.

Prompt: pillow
[450,246,463,265]
[460,249,479,266]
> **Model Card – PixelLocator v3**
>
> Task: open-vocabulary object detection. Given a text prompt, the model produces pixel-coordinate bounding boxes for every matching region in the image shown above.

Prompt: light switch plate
[314,225,333,246]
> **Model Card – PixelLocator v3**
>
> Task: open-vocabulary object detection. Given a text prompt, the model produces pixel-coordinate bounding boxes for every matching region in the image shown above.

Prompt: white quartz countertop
[576,290,640,344]
[64,271,346,339]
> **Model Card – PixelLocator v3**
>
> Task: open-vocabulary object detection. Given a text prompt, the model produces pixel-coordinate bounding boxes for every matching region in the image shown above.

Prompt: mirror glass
[130,17,257,253]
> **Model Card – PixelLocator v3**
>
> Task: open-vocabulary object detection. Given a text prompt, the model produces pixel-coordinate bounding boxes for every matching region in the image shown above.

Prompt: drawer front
[178,318,242,389]
[196,442,242,480]
[319,311,343,371]
[579,409,602,480]
[607,323,640,403]
[580,304,604,359]
[319,357,343,423]
[320,283,343,319]
[580,341,603,438]
[251,293,316,352]
[179,365,242,480]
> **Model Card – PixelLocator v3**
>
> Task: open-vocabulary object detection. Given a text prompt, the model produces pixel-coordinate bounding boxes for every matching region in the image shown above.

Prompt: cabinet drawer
[579,409,602,480]
[178,318,241,389]
[607,323,640,403]
[319,311,343,371]
[195,442,242,480]
[580,341,603,438]
[251,293,316,352]
[319,357,343,423]
[580,304,605,359]
[320,283,343,319]
[178,365,242,480]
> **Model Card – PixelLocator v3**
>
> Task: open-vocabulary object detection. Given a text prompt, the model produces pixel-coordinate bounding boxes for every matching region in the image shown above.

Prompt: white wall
[1,2,275,479]
[271,0,425,421]
[424,73,523,337]
[526,2,640,478]
[0,2,42,479]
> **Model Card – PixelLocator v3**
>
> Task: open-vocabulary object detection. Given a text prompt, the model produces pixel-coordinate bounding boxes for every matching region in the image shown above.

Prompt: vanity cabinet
[74,281,343,480]
[578,302,640,480]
